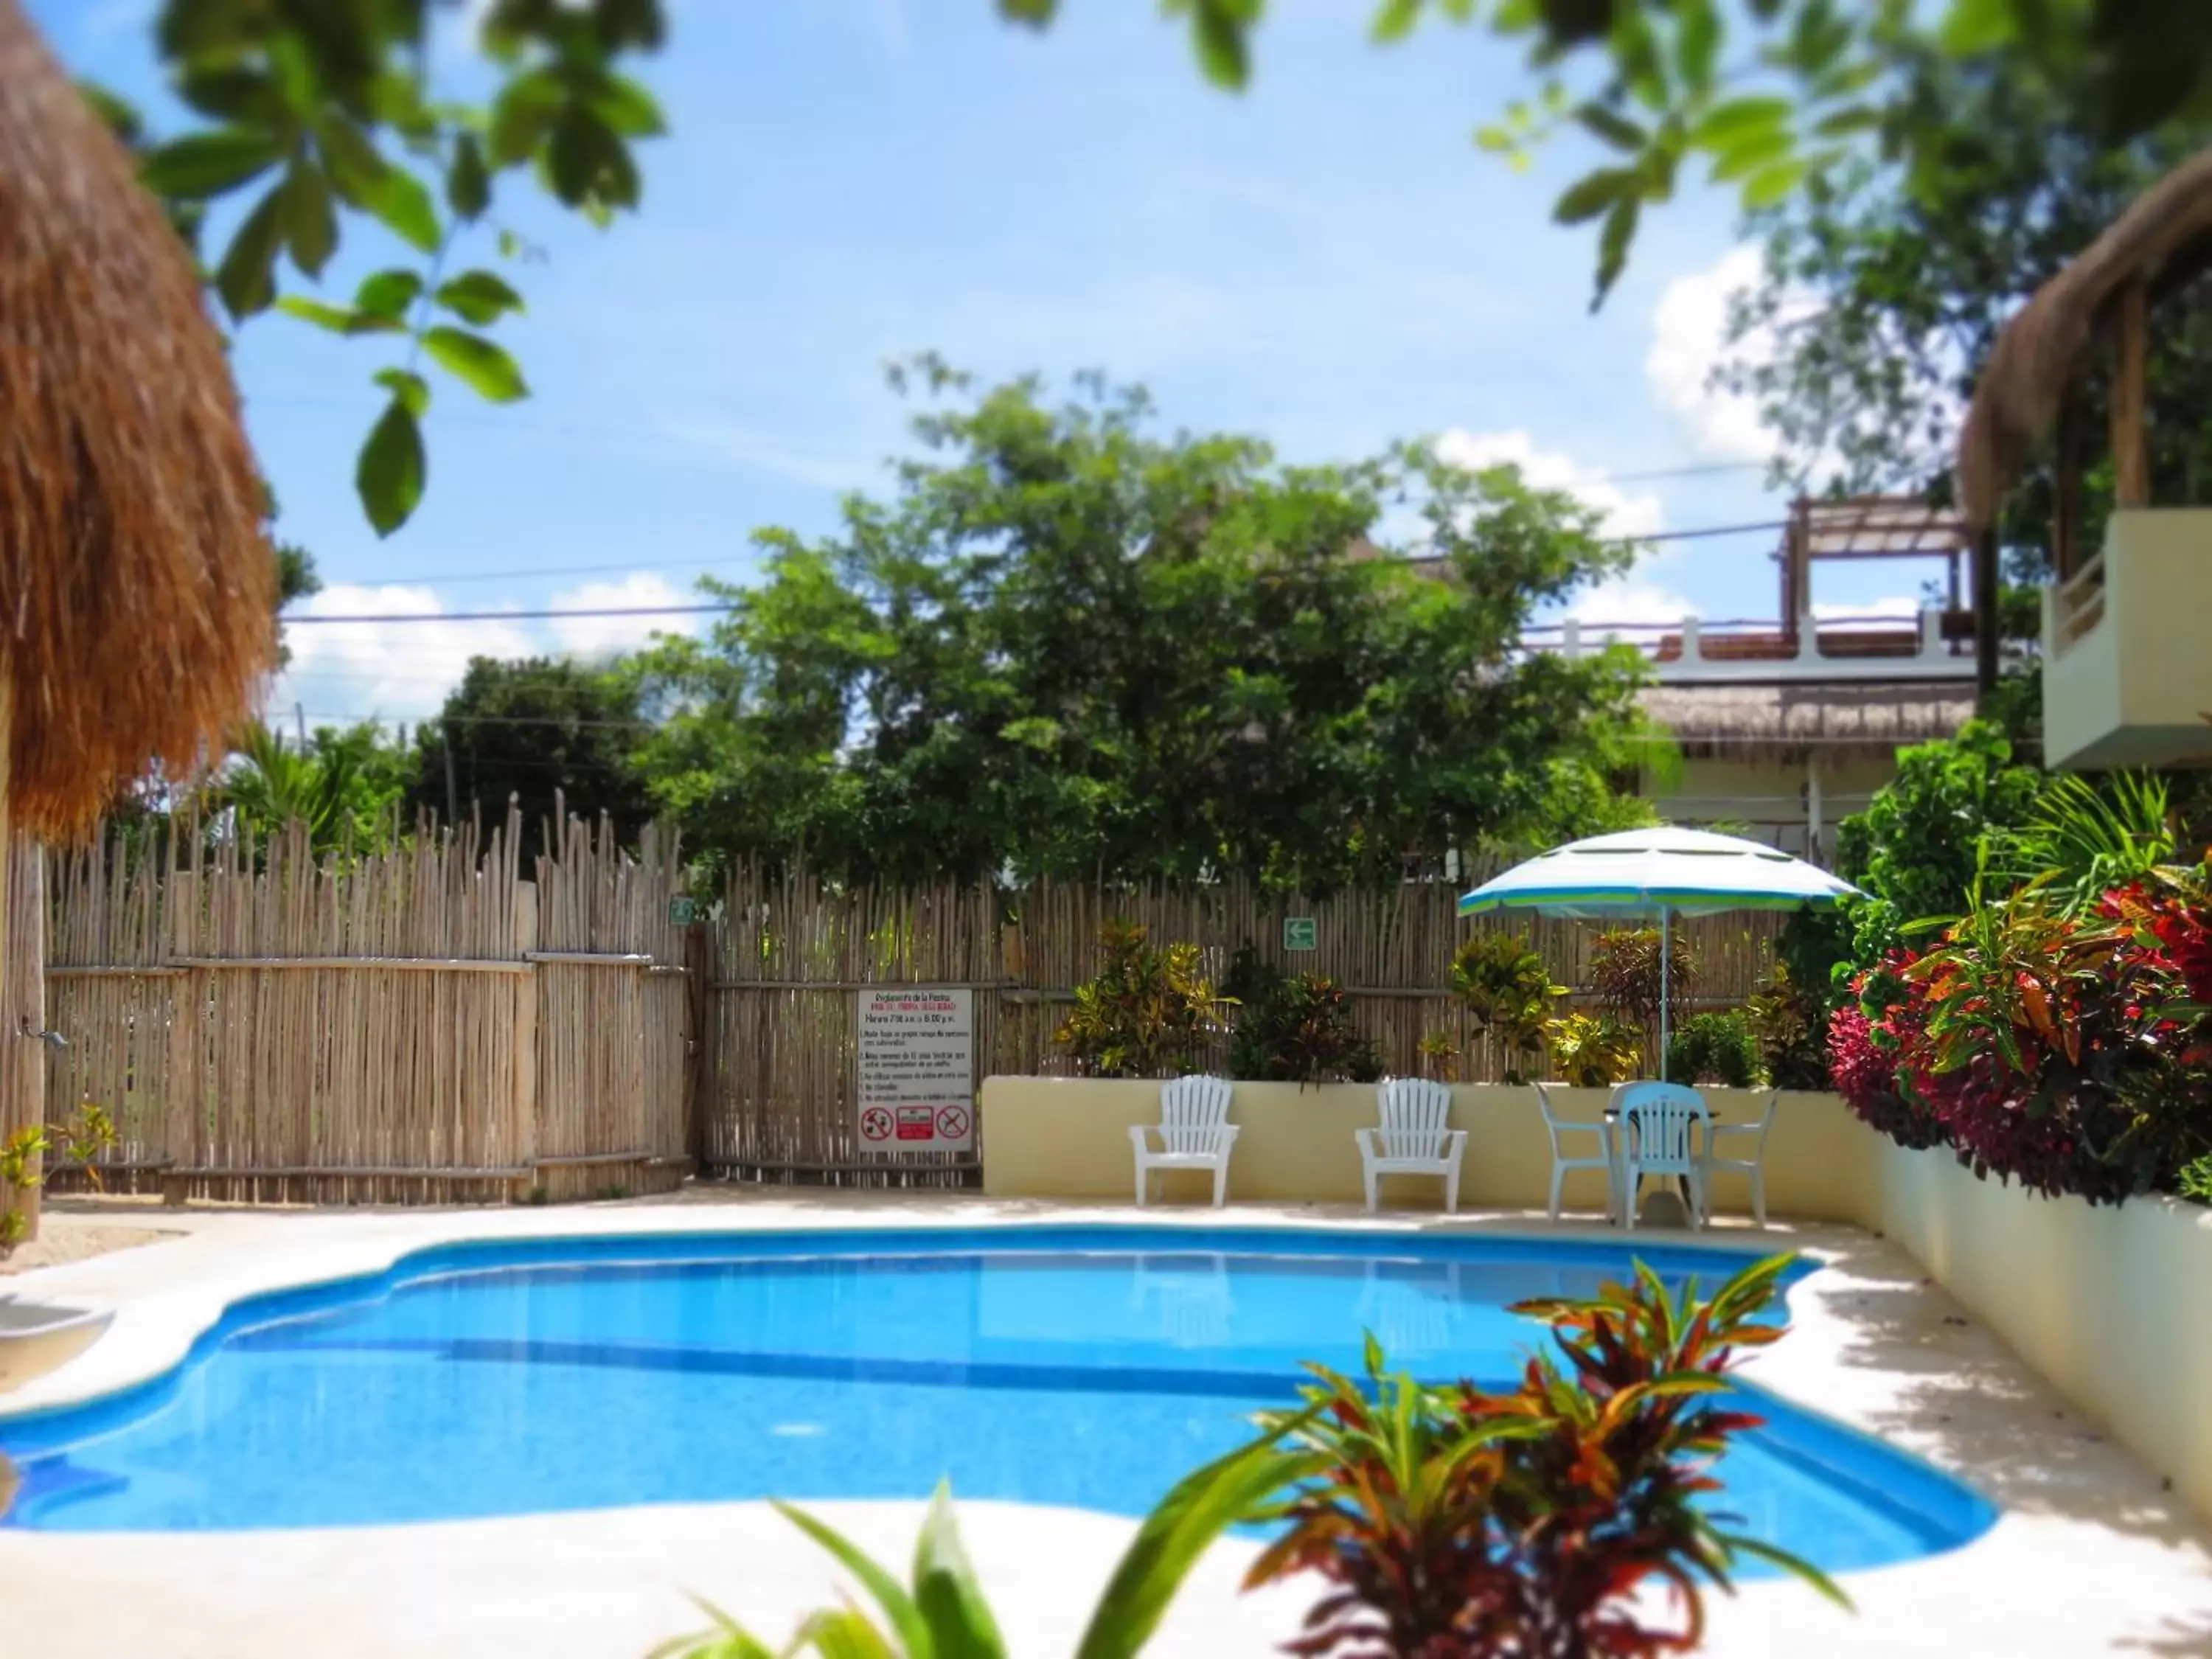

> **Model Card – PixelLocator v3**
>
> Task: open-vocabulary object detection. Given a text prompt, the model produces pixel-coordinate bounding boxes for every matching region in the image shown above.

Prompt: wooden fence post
[512,878,539,1197]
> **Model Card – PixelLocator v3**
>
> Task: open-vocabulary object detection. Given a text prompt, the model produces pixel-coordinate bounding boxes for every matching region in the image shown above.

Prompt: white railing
[1520,608,1974,683]
[2049,554,2107,658]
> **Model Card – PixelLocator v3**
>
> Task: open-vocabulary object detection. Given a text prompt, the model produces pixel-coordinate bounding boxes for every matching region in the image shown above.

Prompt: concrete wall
[979,1075,2212,1522]
[978,1078,1871,1220]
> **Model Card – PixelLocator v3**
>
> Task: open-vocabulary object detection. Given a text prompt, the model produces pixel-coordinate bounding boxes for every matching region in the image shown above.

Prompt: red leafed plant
[1238,1253,1844,1658]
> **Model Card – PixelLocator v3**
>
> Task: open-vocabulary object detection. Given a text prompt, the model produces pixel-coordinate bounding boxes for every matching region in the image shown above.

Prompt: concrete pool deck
[1,1189,2208,1657]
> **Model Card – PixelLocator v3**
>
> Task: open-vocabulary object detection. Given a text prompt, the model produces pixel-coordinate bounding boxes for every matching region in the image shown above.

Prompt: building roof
[1638,681,1976,763]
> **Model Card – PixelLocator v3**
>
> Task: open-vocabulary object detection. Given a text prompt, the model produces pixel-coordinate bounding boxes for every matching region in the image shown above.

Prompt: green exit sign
[1283,917,1318,951]
[669,895,698,927]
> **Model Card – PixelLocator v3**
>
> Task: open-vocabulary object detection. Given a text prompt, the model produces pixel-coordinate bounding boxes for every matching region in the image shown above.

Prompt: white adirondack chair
[1357,1077,1465,1212]
[1617,1082,1711,1231]
[1130,1075,1238,1206]
[1700,1088,1779,1226]
[1533,1081,1618,1222]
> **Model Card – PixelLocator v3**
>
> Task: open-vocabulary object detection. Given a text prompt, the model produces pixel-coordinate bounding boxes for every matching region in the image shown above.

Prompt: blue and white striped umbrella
[1457,827,1859,1078]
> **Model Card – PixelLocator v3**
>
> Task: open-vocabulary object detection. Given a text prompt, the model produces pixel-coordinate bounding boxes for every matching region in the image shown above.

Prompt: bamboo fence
[701,864,1781,1188]
[33,812,692,1209]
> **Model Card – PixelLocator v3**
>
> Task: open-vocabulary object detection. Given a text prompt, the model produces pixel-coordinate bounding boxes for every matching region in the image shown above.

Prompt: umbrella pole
[1659,908,1670,1082]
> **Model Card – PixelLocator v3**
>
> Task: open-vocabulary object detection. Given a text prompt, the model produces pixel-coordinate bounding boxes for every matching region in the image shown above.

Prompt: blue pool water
[0,1226,1995,1572]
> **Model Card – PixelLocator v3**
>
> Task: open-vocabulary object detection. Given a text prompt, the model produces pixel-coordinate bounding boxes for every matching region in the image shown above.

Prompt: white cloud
[1645,245,1779,465]
[548,571,702,660]
[1812,596,1923,622]
[1433,429,1666,538]
[1568,577,1697,633]
[276,585,535,726]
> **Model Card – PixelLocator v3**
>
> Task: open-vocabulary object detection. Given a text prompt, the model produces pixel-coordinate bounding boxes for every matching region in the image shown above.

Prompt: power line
[283,518,1802,626]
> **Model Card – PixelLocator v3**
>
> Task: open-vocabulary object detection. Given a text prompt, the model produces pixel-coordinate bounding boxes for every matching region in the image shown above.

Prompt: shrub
[1544,1011,1640,1088]
[1745,962,1831,1089]
[1241,1253,1843,1658]
[1229,962,1382,1086]
[1827,1002,1947,1151]
[0,1104,117,1258]
[1054,921,1231,1079]
[1449,933,1565,1084]
[1415,1028,1461,1084]
[1587,927,1697,1064]
[2178,1154,2212,1206]
[1666,1010,1761,1088]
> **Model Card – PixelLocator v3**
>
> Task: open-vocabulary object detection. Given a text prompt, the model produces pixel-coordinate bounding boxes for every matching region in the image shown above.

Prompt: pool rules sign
[856,987,975,1155]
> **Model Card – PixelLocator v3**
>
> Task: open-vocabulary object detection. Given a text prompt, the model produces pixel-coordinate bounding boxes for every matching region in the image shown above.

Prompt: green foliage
[1666,1010,1761,1090]
[208,719,414,853]
[1227,959,1382,1087]
[1544,1011,1640,1088]
[2178,1153,2212,1206]
[0,1105,117,1256]
[413,657,656,845]
[628,367,1652,891]
[1745,963,1831,1090]
[1448,933,1564,1082]
[102,0,668,533]
[1054,922,1231,1079]
[1831,720,2047,974]
[1240,1253,1843,1656]
[1414,1028,1461,1083]
[1996,771,2176,914]
[1587,926,1697,1062]
[651,1437,1301,1659]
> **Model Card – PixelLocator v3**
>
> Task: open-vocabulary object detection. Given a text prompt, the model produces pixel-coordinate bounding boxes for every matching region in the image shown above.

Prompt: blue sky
[37,0,1939,728]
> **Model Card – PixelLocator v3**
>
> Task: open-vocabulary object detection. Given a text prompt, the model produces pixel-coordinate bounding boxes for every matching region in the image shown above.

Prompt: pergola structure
[1776,495,1972,650]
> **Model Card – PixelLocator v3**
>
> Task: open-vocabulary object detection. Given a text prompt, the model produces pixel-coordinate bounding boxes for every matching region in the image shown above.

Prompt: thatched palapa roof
[0,0,273,836]
[1640,682,1975,764]
[1956,150,2212,531]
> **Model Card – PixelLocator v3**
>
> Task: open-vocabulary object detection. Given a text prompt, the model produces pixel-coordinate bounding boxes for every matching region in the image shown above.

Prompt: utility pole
[443,731,459,827]
[293,701,307,747]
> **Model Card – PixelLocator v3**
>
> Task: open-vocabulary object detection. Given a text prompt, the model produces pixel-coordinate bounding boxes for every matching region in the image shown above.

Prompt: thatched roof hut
[1956,150,2212,536]
[1639,682,1975,764]
[0,0,273,838]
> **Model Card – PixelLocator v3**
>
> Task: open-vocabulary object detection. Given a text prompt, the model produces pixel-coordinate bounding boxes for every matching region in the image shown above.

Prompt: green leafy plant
[1544,1012,1641,1089]
[1055,922,1232,1079]
[2178,1154,2212,1206]
[1450,932,1565,1083]
[1995,771,2176,915]
[1239,1253,1844,1657]
[1416,1028,1461,1084]
[1228,961,1382,1088]
[1587,927,1698,1065]
[1745,964,1830,1091]
[650,1439,1301,1659]
[100,0,669,534]
[1666,1011,1762,1090]
[1,1105,121,1253]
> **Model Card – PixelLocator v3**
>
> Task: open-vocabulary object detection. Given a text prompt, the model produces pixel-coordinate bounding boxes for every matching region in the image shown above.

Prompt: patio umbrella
[0,0,274,840]
[1455,827,1859,1079]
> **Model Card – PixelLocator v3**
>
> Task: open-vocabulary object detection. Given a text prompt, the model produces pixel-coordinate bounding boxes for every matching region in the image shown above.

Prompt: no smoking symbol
[860,1107,894,1141]
[934,1105,970,1140]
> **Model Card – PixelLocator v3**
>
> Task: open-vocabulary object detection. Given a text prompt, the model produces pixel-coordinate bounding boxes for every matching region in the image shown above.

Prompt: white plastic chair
[1130,1075,1238,1206]
[1700,1088,1778,1226]
[1617,1082,1711,1231]
[1533,1082,1619,1222]
[1357,1077,1466,1213]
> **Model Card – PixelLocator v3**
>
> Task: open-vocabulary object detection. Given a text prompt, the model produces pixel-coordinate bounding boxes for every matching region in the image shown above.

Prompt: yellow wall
[980,1076,2211,1522]
[980,1078,1871,1220]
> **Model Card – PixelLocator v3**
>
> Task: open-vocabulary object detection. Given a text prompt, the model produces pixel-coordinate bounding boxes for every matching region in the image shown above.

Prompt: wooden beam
[2112,280,2151,509]
[1975,524,2001,698]
[2055,391,2082,580]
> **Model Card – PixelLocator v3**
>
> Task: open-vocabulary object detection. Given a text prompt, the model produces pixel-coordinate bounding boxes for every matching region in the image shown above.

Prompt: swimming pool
[0,1225,1995,1573]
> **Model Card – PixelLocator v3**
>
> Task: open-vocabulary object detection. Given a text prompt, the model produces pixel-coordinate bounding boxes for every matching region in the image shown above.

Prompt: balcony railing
[1520,608,1975,683]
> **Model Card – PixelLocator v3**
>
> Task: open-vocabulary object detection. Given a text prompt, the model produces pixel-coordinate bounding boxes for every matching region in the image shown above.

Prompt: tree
[86,0,668,533]
[1719,59,2212,545]
[414,656,655,846]
[631,365,1656,889]
[207,717,412,852]
[1011,1,2212,307]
